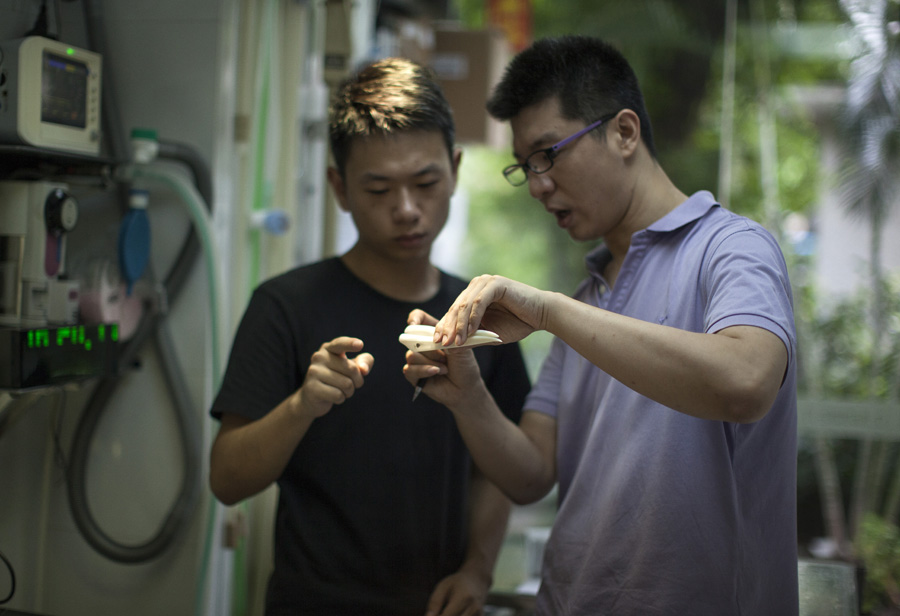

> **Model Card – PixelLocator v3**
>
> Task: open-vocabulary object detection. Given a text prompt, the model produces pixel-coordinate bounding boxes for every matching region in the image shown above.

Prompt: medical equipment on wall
[0,30,118,391]
[0,9,206,604]
[0,180,117,390]
[0,180,79,326]
[67,135,213,565]
[0,36,103,155]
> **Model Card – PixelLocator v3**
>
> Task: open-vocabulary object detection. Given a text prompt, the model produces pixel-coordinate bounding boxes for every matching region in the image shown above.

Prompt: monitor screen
[41,51,89,129]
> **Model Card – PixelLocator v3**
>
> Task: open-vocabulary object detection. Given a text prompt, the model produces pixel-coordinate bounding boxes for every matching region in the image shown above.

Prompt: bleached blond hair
[329,57,455,177]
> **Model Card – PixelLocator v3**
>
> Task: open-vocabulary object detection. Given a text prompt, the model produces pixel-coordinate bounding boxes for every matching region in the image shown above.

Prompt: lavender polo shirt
[526,191,799,616]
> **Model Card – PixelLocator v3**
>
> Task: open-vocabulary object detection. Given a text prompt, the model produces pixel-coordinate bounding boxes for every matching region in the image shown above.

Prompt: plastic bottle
[118,188,151,295]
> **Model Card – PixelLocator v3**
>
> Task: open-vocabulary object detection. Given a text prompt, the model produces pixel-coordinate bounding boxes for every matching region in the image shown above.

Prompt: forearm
[541,291,787,423]
[451,392,556,505]
[211,338,374,505]
[209,393,313,505]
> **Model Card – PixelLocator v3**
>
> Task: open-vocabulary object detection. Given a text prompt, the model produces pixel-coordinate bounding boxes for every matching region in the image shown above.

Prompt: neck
[341,246,440,303]
[606,155,688,262]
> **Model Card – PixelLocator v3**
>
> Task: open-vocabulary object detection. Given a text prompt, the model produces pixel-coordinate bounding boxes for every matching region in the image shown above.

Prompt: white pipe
[718,0,738,209]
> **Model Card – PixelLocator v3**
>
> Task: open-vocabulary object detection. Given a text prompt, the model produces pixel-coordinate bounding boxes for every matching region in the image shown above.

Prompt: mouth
[549,208,573,228]
[395,232,428,248]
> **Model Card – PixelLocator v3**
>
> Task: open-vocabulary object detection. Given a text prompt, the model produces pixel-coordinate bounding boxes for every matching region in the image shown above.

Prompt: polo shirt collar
[584,191,721,275]
[645,190,720,233]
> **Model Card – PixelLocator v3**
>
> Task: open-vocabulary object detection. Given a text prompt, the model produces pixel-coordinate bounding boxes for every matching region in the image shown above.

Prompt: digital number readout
[25,323,119,352]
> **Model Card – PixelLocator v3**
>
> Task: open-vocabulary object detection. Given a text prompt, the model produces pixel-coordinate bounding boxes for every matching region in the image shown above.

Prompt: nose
[527,170,554,201]
[393,187,420,223]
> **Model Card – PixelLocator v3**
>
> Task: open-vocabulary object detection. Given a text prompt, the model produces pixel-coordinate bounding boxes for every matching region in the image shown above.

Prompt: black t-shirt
[211,257,530,615]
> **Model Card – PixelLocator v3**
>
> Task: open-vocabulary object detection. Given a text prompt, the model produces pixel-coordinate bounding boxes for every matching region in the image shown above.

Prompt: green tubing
[126,166,222,384]
[124,164,222,616]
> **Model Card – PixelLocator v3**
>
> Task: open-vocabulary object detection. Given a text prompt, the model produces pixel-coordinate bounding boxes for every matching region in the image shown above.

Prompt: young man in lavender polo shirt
[404,35,798,615]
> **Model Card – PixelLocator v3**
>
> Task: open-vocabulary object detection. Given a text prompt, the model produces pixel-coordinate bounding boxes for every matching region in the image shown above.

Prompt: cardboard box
[377,15,435,67]
[431,26,511,149]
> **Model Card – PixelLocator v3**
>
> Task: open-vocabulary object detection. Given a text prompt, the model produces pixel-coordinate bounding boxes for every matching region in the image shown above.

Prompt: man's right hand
[293,337,374,420]
[210,337,373,505]
[434,275,548,348]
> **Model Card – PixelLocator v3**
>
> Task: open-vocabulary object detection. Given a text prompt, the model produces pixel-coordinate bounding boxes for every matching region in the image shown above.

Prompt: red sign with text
[487,0,533,52]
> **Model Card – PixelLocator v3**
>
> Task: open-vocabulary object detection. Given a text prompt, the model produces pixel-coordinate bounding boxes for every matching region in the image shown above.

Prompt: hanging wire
[0,548,15,605]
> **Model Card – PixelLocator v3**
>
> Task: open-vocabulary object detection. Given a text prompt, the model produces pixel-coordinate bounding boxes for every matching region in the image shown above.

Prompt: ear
[327,167,350,212]
[449,147,463,194]
[612,109,642,159]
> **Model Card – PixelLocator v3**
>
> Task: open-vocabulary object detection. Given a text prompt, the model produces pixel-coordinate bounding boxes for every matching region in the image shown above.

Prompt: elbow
[509,490,545,507]
[209,466,242,506]
[211,488,240,508]
[711,327,789,424]
[506,476,556,506]
[719,373,780,424]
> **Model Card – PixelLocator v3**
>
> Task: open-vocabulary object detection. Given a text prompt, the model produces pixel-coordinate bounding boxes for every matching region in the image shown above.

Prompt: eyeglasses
[502,112,620,186]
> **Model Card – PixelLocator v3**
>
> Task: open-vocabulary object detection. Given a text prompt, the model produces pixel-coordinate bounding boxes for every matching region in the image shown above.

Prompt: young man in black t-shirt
[208,58,530,616]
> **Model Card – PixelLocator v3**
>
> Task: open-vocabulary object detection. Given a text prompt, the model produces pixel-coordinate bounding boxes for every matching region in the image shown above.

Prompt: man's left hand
[425,569,489,616]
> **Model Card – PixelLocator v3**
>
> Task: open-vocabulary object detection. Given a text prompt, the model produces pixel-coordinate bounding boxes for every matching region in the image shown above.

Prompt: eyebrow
[361,163,443,182]
[512,130,562,160]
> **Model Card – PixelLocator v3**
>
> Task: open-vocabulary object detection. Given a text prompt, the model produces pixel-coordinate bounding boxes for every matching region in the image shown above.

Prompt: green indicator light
[98,325,105,342]
[27,330,34,348]
[67,48,75,56]
[111,324,119,341]
[85,339,92,351]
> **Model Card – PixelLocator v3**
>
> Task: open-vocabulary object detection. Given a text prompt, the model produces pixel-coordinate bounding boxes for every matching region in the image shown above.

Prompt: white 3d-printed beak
[399,324,502,352]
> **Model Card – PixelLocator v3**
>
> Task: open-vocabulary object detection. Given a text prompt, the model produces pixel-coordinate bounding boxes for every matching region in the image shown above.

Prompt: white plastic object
[399,324,502,352]
[250,209,290,235]
[129,188,149,209]
[131,127,159,164]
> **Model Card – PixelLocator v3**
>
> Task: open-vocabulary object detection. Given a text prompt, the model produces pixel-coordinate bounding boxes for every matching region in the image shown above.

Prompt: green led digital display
[1,323,118,389]
[25,323,119,352]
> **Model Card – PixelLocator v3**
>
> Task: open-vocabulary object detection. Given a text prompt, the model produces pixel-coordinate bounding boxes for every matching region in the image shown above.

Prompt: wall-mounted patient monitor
[0,36,102,155]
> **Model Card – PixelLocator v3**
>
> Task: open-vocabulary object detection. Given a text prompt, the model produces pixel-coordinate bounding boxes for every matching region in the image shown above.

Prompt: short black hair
[487,35,656,158]
[329,57,455,178]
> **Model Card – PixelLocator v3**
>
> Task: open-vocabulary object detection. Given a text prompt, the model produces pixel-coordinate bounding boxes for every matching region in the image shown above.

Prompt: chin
[393,247,432,261]
[567,228,601,243]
